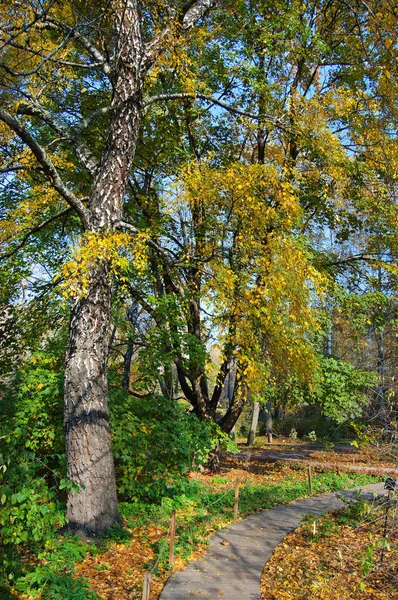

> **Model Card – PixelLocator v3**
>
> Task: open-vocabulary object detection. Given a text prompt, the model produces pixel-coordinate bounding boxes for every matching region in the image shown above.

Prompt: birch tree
[0,0,218,532]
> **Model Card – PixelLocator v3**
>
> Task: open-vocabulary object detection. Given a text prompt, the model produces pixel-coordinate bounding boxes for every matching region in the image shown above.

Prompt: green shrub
[110,390,221,502]
[12,536,97,599]
[0,353,67,583]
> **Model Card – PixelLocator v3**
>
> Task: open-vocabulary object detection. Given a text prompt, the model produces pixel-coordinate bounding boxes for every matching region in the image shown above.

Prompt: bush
[0,353,67,584]
[110,390,221,502]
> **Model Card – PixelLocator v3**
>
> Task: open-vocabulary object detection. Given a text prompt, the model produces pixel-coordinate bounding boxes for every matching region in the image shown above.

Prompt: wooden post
[142,572,151,600]
[234,480,240,520]
[307,466,313,495]
[169,509,176,567]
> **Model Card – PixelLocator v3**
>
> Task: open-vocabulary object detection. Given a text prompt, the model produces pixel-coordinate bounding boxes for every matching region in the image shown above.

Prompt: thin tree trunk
[159,363,175,402]
[122,304,139,391]
[219,386,245,434]
[122,342,134,391]
[247,401,260,446]
[376,329,388,428]
[227,359,237,439]
[376,265,388,429]
[266,398,273,444]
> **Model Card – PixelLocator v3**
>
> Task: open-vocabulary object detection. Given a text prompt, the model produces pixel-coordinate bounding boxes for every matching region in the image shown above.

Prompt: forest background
[0,0,397,595]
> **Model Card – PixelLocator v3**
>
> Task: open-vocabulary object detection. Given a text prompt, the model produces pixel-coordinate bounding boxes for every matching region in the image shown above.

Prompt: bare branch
[143,92,285,125]
[68,29,112,76]
[52,59,106,70]
[324,253,377,267]
[46,18,112,75]
[43,16,112,76]
[0,108,90,227]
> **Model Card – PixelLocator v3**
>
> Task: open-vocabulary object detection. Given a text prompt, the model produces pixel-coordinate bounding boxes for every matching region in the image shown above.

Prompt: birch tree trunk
[64,0,143,531]
[64,264,120,530]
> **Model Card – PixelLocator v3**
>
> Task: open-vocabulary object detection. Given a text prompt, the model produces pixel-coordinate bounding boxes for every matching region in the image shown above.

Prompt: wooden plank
[169,509,176,567]
[142,572,151,600]
[234,480,240,520]
[307,466,313,495]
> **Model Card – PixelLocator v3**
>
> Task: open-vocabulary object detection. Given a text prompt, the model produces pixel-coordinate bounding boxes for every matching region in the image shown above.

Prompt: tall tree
[0,0,218,532]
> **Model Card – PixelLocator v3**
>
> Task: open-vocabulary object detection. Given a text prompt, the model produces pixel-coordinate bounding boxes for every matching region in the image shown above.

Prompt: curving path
[233,446,398,476]
[160,483,385,600]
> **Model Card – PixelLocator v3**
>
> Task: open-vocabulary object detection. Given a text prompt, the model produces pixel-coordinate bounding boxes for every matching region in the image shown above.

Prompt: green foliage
[304,430,317,442]
[334,492,370,528]
[313,357,376,423]
[0,350,101,597]
[15,570,98,600]
[12,536,98,600]
[359,540,379,577]
[110,390,221,502]
[135,294,211,387]
[272,412,338,439]
[2,352,64,452]
[271,355,375,433]
[350,423,379,448]
[0,353,68,583]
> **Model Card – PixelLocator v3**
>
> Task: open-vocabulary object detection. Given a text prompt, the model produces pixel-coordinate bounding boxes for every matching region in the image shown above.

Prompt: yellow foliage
[176,160,327,393]
[59,230,149,299]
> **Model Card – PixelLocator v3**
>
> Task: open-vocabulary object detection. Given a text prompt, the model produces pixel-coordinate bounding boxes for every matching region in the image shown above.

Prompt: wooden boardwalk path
[160,483,385,600]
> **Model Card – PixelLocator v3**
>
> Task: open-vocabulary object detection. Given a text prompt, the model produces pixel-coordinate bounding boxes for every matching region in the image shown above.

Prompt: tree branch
[43,16,112,76]
[0,30,73,77]
[142,0,218,69]
[181,0,217,30]
[0,0,57,52]
[74,90,284,136]
[17,102,98,176]
[74,106,111,133]
[0,208,72,261]
[324,253,376,267]
[0,108,90,228]
[144,92,285,125]
[174,359,196,404]
[117,220,177,259]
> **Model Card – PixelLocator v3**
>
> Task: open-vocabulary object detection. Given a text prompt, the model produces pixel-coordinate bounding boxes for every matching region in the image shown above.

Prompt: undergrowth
[3,467,382,598]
